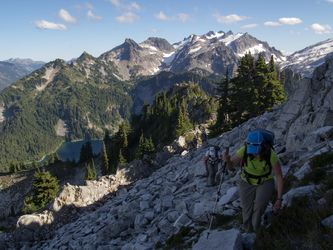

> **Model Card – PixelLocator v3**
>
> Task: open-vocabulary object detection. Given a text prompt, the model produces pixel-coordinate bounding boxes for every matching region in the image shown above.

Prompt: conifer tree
[209,70,231,136]
[102,142,109,175]
[31,168,59,208]
[32,159,38,169]
[103,129,111,148]
[54,152,61,162]
[221,52,286,128]
[118,149,127,166]
[92,159,97,180]
[9,162,18,173]
[175,108,185,137]
[147,136,154,154]
[49,154,55,164]
[85,163,93,181]
[19,161,25,170]
[79,141,93,163]
[138,133,145,159]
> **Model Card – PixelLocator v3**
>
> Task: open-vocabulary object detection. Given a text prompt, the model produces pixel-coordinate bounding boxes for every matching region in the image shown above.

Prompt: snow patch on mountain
[237,44,265,57]
[281,38,333,77]
[222,33,244,46]
[189,46,202,54]
[162,52,177,65]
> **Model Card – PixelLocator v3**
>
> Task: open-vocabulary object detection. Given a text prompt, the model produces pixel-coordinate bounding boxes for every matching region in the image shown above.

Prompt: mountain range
[0,30,332,168]
[1,31,332,92]
[0,58,45,91]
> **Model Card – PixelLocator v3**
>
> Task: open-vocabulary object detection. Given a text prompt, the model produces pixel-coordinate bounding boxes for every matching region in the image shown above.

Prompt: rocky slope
[1,53,333,249]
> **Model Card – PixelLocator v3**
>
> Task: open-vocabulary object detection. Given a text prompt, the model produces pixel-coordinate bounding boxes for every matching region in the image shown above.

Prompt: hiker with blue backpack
[222,129,284,233]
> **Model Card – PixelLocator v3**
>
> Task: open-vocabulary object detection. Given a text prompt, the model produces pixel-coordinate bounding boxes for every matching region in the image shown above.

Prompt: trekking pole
[207,147,229,239]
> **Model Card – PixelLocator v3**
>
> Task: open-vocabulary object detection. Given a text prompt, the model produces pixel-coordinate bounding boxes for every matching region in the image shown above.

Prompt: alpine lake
[55,140,104,163]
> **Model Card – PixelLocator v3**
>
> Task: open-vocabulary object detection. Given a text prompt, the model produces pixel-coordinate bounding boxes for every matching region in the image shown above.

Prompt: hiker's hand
[274,199,282,214]
[222,152,230,163]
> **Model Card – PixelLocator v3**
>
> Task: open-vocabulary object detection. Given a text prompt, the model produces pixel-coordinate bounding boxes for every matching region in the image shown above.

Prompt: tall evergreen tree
[118,149,127,166]
[102,142,109,175]
[79,141,93,163]
[175,108,185,137]
[221,52,286,129]
[209,70,231,136]
[49,154,55,164]
[92,159,97,180]
[54,152,61,162]
[32,159,38,169]
[85,163,93,181]
[31,168,59,208]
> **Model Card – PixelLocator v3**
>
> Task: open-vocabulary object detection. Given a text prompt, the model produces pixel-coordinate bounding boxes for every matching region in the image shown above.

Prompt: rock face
[1,55,333,249]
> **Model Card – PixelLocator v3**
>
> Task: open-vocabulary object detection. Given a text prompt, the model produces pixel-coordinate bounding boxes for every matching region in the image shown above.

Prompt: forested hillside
[0,57,133,170]
[105,82,218,174]
[0,53,222,171]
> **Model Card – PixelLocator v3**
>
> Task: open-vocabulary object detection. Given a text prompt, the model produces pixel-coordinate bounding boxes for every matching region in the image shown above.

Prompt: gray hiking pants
[207,162,219,186]
[239,178,274,233]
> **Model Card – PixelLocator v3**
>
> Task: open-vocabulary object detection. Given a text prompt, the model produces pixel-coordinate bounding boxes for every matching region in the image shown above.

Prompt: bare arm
[222,151,241,170]
[272,161,284,214]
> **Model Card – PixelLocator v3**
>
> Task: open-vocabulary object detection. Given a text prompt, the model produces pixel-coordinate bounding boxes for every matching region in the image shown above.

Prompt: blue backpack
[253,129,275,149]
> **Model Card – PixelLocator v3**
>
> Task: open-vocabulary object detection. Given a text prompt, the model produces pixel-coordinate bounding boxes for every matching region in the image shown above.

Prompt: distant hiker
[201,130,208,148]
[193,135,198,148]
[204,146,222,187]
[187,140,196,159]
[223,130,284,233]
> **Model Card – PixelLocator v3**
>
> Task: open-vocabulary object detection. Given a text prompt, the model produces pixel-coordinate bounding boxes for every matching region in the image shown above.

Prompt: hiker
[201,130,208,148]
[222,130,284,233]
[193,135,198,148]
[204,146,222,187]
[187,140,196,159]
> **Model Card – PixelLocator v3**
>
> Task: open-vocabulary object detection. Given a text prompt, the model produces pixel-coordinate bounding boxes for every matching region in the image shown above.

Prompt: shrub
[165,226,193,249]
[309,152,333,169]
[254,195,333,249]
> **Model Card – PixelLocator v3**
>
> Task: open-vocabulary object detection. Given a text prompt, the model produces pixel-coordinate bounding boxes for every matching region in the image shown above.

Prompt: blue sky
[1,0,332,62]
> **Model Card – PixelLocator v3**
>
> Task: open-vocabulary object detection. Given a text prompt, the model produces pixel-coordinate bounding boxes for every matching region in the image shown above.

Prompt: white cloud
[176,13,192,22]
[115,12,139,23]
[150,29,159,33]
[241,24,259,29]
[154,11,172,21]
[87,10,102,22]
[109,0,141,11]
[212,13,250,24]
[85,3,95,9]
[74,3,95,10]
[32,20,68,30]
[326,0,333,2]
[154,11,192,22]
[264,17,302,26]
[307,23,332,34]
[58,9,77,24]
[264,21,281,26]
[279,17,302,25]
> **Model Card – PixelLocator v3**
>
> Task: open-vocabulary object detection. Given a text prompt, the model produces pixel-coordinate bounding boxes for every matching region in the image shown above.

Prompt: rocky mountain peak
[143,37,174,52]
[77,51,94,61]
